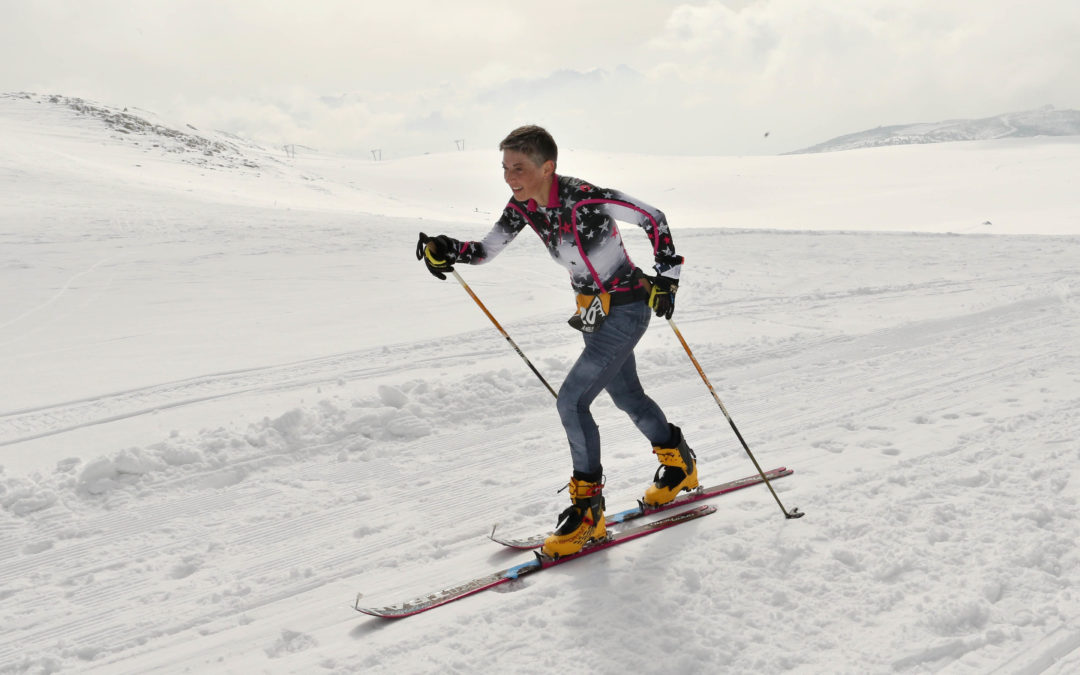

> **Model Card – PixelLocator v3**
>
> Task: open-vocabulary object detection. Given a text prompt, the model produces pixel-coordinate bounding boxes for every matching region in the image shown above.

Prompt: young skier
[416,125,697,557]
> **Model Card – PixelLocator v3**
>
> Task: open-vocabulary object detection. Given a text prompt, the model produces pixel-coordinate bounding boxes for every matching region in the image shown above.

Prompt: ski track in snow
[0,334,492,447]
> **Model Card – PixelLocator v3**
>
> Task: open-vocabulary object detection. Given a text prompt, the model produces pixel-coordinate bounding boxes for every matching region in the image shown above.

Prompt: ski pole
[451,269,559,400]
[667,318,804,519]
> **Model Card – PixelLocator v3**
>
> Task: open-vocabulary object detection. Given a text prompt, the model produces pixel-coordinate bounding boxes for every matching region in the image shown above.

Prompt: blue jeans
[556,300,671,475]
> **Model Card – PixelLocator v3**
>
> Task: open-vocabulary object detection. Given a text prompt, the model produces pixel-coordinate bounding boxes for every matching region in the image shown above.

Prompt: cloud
[646,1,1080,123]
[3,0,1079,157]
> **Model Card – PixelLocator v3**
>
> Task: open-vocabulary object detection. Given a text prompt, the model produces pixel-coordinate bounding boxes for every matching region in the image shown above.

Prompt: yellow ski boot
[541,475,606,558]
[643,425,699,506]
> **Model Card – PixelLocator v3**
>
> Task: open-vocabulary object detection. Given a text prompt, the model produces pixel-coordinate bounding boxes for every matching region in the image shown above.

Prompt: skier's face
[502,150,554,205]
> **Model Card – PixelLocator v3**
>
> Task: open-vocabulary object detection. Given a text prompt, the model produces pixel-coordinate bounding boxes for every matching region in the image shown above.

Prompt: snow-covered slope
[3,92,264,170]
[791,105,1080,154]
[2,94,1080,674]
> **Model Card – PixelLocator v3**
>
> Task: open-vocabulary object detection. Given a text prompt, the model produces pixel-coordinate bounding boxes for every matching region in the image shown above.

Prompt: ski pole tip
[786,508,805,519]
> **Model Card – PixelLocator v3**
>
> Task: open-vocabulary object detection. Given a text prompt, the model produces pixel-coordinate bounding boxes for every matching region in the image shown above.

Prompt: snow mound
[0,387,444,518]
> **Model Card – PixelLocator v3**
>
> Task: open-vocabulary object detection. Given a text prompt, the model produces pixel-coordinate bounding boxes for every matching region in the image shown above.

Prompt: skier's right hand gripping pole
[416,232,455,280]
[667,317,804,520]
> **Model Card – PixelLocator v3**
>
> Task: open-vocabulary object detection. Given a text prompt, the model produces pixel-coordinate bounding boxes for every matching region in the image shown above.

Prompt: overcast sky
[3,0,1079,158]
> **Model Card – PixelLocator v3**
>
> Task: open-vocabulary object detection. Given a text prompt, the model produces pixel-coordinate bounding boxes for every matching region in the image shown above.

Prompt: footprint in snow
[811,440,845,454]
[265,629,318,658]
[168,556,202,579]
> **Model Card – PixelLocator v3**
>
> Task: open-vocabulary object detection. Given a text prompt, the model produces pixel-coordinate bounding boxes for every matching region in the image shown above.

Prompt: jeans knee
[558,386,593,421]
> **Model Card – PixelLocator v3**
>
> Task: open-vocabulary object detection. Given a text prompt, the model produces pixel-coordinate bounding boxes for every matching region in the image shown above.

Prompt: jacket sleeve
[446,203,528,266]
[597,188,684,280]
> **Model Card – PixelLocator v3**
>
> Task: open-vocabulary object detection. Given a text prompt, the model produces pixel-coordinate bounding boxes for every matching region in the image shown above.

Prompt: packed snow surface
[2,93,1080,673]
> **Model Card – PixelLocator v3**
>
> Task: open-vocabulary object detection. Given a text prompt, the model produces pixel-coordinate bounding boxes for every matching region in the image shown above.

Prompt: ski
[489,466,793,549]
[354,504,716,619]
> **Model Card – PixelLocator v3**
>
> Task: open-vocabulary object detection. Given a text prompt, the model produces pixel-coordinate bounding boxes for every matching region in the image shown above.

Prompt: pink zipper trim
[570,198,661,292]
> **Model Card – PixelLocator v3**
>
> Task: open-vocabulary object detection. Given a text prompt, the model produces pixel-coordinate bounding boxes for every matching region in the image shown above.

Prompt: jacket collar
[521,173,560,212]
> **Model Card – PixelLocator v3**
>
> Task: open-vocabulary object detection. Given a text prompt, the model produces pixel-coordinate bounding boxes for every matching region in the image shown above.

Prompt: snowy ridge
[3,92,264,170]
[2,95,1080,673]
[790,105,1080,153]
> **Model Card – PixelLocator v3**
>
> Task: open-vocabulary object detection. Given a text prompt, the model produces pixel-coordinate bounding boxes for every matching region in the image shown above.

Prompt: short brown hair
[499,125,558,168]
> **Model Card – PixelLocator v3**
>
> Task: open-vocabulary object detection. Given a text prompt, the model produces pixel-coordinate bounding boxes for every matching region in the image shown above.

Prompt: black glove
[415,232,456,280]
[649,275,678,319]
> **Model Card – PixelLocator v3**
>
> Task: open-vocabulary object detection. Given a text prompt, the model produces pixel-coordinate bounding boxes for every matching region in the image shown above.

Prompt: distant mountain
[789,106,1080,154]
[2,91,264,169]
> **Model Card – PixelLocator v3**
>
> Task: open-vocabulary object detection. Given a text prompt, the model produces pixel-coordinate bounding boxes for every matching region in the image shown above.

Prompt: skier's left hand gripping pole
[449,270,559,399]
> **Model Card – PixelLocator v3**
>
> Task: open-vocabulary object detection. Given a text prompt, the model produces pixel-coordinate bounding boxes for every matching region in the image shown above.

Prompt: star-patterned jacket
[446,174,683,297]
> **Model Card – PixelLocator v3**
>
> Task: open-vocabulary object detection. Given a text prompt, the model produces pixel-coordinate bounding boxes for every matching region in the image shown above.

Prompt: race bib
[568,293,612,333]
